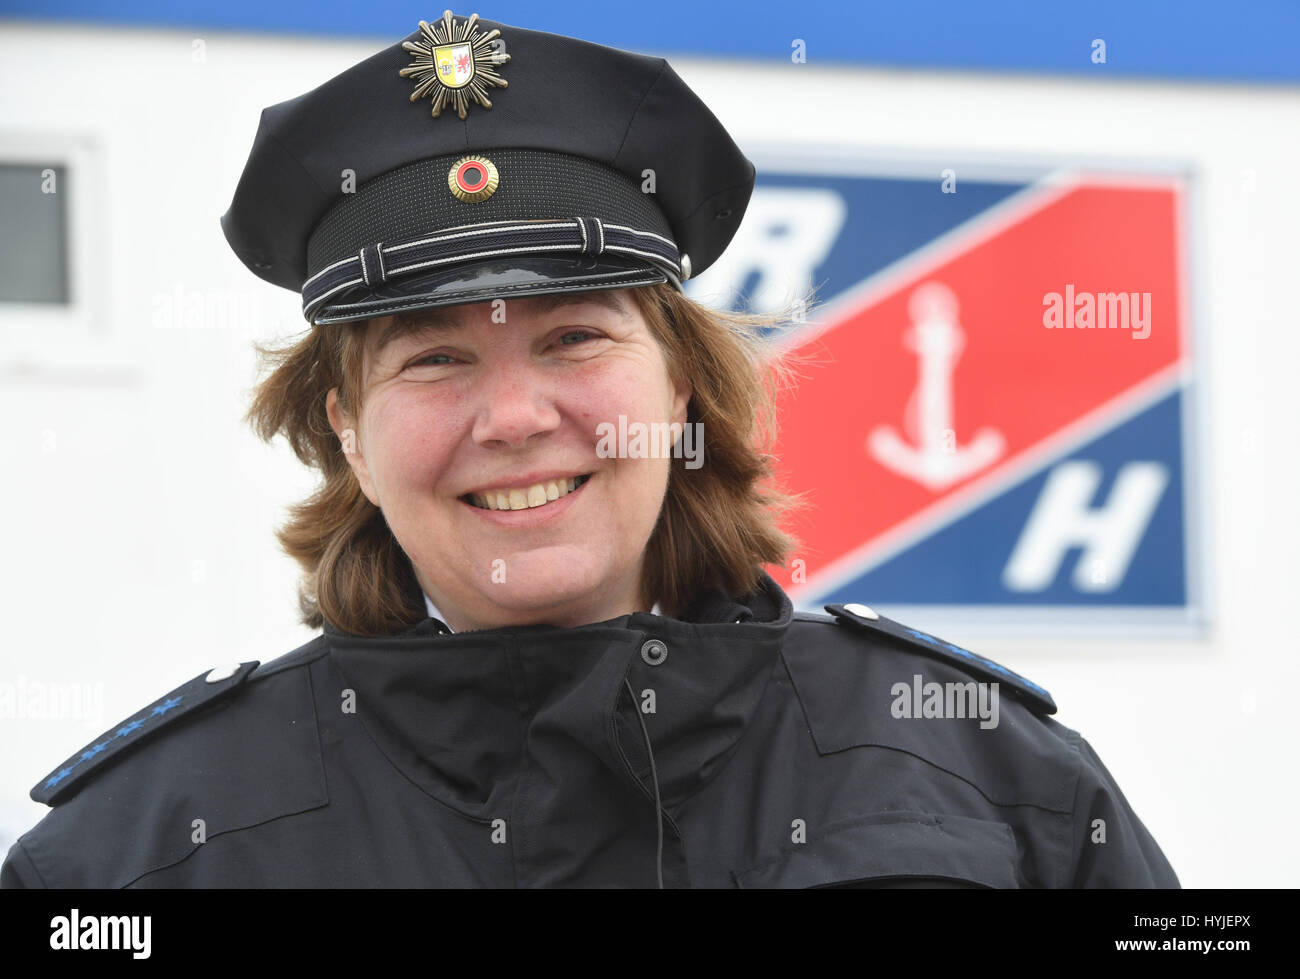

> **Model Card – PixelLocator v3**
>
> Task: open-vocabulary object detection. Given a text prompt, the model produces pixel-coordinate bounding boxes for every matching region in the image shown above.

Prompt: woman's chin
[482,575,601,615]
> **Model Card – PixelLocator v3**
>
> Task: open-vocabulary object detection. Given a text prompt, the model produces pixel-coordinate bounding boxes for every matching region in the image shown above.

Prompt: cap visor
[311,253,673,325]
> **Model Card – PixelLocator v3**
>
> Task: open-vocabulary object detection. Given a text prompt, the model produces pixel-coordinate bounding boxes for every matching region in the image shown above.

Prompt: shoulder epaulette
[30,661,261,806]
[823,603,1057,715]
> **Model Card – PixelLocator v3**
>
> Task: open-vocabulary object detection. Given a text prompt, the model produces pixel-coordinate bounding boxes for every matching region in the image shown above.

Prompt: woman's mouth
[462,473,593,511]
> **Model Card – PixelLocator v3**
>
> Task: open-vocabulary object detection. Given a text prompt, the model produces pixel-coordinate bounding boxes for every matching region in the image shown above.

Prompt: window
[0,162,70,304]
[0,131,129,376]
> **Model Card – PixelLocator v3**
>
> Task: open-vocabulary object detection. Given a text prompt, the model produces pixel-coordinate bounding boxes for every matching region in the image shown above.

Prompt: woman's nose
[469,365,563,448]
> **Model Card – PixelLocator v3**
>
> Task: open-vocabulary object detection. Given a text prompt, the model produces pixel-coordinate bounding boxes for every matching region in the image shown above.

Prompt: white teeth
[470,475,588,510]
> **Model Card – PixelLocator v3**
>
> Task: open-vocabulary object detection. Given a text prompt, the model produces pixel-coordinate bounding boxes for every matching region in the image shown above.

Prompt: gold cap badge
[448,156,499,202]
[400,10,510,120]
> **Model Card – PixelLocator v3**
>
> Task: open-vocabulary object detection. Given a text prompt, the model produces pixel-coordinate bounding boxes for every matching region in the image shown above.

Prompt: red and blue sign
[689,158,1200,634]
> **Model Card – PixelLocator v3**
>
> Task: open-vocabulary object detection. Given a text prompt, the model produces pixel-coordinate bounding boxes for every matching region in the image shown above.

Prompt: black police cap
[219,10,756,325]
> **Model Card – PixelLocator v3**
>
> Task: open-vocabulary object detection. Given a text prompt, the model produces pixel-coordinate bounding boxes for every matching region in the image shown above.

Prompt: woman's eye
[410,353,454,367]
[406,331,598,368]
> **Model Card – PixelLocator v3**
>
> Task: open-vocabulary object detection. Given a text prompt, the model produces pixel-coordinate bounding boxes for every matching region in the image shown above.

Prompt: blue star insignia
[44,767,75,788]
[151,696,183,717]
[80,743,108,761]
[114,719,146,739]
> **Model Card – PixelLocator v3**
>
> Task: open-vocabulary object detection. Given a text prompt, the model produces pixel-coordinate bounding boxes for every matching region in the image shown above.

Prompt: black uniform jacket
[2,573,1179,888]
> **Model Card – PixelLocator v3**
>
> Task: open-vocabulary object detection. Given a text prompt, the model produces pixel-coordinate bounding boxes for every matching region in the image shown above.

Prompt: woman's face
[326,288,690,632]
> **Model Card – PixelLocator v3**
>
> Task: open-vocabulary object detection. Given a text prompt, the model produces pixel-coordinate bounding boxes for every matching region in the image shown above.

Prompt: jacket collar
[322,572,793,816]
[421,591,667,633]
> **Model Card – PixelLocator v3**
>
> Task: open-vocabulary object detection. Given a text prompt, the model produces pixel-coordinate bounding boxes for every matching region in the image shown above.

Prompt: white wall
[1,21,1296,886]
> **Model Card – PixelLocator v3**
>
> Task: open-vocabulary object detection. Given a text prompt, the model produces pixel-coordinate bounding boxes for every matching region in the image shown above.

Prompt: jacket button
[844,603,880,621]
[640,639,668,666]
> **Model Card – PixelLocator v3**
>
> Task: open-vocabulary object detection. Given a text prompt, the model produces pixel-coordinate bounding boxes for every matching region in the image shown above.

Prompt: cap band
[302,217,681,321]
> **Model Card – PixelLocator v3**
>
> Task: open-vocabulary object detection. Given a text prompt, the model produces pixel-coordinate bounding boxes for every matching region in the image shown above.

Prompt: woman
[2,13,1178,888]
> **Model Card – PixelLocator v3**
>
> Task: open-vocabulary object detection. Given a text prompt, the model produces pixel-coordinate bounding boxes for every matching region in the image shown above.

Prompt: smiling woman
[3,12,1179,891]
[247,282,804,637]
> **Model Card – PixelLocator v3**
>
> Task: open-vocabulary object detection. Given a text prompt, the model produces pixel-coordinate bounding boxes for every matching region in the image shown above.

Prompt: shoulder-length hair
[246,282,810,636]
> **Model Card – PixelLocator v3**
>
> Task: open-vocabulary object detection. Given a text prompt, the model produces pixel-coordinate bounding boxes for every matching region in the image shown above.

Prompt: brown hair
[245,282,811,636]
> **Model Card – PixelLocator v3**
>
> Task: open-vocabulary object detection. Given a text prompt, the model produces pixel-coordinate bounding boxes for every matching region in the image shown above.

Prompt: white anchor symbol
[867,281,1004,490]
